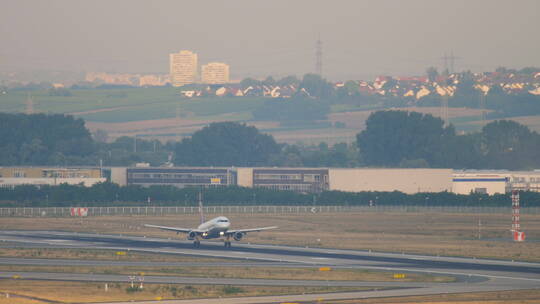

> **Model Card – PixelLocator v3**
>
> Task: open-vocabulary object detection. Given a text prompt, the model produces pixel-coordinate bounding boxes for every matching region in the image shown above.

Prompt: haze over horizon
[1,0,539,81]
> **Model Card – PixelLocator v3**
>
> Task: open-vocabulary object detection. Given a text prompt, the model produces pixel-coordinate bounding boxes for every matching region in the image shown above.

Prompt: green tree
[252,98,329,122]
[240,78,261,89]
[299,73,333,98]
[0,113,94,165]
[277,75,300,87]
[343,80,359,95]
[454,71,478,101]
[426,67,439,83]
[518,67,540,74]
[481,120,540,169]
[444,133,483,169]
[262,76,276,86]
[356,111,455,167]
[336,81,359,99]
[20,138,48,164]
[174,122,281,166]
[93,129,109,143]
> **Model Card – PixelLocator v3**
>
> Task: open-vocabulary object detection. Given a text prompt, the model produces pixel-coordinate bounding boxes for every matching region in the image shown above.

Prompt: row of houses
[2,166,540,195]
[177,71,540,100]
[362,72,540,99]
[180,84,302,99]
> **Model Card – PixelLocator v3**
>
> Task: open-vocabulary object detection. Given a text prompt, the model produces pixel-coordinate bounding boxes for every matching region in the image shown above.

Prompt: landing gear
[193,240,201,248]
[224,241,232,248]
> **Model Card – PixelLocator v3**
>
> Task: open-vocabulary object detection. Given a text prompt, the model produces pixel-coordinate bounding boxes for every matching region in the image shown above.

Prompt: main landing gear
[224,241,232,248]
[193,240,201,248]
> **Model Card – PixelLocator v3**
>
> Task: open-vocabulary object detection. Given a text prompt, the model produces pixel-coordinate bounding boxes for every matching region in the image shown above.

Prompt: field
[85,106,528,144]
[2,211,539,262]
[3,88,539,144]
[0,247,230,263]
[1,211,539,303]
[1,282,539,304]
[327,289,540,304]
[0,264,450,283]
[0,280,363,303]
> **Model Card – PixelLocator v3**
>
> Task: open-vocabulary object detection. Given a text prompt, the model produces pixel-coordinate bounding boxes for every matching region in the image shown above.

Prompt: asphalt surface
[0,230,539,304]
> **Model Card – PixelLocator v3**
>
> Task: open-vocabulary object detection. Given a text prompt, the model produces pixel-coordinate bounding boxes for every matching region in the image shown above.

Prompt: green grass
[0,87,180,114]
[448,115,483,124]
[454,123,484,133]
[181,97,265,116]
[0,88,266,122]
[330,103,384,113]
[78,101,179,122]
[5,88,539,137]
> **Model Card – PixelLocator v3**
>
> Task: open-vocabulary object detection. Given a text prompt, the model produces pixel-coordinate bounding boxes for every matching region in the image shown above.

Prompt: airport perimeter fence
[1,205,540,217]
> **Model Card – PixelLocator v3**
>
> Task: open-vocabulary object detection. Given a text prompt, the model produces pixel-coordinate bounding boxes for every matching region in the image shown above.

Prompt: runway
[1,230,539,303]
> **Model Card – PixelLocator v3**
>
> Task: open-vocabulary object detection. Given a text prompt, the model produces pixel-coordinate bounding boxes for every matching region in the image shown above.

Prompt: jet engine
[233,232,244,241]
[187,231,197,240]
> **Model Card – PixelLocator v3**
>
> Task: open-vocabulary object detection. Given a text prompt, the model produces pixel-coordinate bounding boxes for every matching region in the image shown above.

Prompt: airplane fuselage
[197,216,230,239]
[144,209,276,248]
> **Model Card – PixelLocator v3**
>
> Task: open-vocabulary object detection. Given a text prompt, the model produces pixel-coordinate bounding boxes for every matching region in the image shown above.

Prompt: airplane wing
[226,226,278,234]
[144,224,204,233]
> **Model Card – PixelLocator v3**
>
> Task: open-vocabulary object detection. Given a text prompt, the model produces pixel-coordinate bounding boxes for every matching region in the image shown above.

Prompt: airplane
[144,194,277,248]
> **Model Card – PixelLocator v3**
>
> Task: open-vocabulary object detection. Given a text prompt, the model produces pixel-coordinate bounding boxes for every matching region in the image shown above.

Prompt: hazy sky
[1,0,539,80]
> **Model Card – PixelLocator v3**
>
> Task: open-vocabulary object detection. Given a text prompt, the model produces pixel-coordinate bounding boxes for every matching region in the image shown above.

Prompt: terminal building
[329,168,452,194]
[0,167,105,188]
[110,167,452,194]
[237,168,329,192]
[111,167,237,188]
[3,166,539,195]
[452,173,508,195]
[453,171,540,195]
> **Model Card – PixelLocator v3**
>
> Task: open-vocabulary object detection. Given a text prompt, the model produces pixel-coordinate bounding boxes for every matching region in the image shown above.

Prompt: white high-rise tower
[169,50,198,87]
[201,62,230,84]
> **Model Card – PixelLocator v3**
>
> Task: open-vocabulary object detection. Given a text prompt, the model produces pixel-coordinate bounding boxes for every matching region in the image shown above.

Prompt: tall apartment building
[139,74,170,87]
[201,62,230,84]
[169,50,198,87]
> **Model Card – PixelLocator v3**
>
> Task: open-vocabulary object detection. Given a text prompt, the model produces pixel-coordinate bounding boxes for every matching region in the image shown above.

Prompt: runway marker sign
[70,207,88,217]
[319,267,331,271]
[393,273,406,279]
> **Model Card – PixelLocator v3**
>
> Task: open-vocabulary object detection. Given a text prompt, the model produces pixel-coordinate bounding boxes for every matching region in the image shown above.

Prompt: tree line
[1,112,540,170]
[357,111,540,170]
[174,111,540,170]
[7,67,540,120]
[1,182,539,207]
[0,112,171,167]
[241,70,540,119]
[417,70,540,118]
[0,113,94,165]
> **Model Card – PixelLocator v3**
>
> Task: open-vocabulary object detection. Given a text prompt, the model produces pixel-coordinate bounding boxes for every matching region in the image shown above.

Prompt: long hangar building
[111,167,453,194]
[2,166,539,195]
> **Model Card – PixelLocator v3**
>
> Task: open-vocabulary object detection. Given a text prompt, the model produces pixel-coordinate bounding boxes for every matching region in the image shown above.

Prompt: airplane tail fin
[198,191,205,225]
